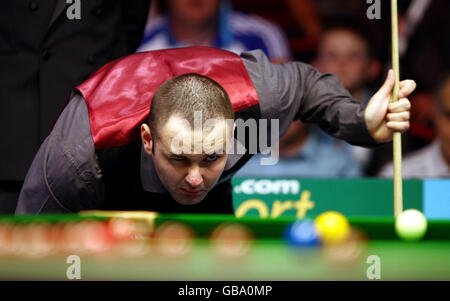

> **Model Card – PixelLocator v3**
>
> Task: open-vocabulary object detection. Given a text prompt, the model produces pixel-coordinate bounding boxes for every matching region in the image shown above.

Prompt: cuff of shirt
[343,109,381,147]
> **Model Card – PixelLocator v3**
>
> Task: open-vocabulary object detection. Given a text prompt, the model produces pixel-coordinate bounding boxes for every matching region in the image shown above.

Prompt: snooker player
[15,47,415,214]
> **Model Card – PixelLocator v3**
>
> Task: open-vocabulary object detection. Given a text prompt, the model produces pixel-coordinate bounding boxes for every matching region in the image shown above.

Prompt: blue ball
[284,220,321,247]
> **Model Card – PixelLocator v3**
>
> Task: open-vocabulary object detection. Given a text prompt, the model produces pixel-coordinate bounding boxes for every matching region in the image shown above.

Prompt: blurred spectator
[367,0,449,176]
[235,121,362,178]
[313,20,382,169]
[395,0,449,92]
[137,0,291,63]
[379,73,450,178]
[395,0,449,151]
[315,0,389,64]
[314,21,381,106]
[237,18,382,179]
[0,0,150,213]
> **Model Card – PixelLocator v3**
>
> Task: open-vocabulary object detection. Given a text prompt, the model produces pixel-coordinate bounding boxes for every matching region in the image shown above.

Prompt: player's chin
[173,191,207,205]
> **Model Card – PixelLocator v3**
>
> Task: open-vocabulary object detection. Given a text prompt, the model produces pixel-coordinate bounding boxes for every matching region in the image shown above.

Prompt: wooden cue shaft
[391,0,403,217]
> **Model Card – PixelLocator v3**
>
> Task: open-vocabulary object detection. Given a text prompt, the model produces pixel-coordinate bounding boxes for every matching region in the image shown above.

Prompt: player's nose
[185,167,203,187]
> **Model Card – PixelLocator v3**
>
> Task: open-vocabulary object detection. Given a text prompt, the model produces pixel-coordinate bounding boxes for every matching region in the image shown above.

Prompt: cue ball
[314,211,351,244]
[284,220,321,247]
[395,209,428,241]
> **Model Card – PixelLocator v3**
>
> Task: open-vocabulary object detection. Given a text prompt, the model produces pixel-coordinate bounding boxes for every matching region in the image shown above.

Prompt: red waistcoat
[76,46,260,149]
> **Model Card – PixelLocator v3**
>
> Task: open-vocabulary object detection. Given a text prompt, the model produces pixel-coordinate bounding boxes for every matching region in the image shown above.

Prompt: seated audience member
[314,22,380,106]
[313,21,381,169]
[235,121,362,178]
[379,74,450,178]
[137,0,291,63]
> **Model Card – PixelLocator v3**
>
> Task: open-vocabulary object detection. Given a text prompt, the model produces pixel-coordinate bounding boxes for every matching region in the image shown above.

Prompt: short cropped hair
[148,73,234,138]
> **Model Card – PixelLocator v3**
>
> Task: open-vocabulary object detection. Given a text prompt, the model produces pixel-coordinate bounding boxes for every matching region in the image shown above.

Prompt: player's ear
[141,124,153,155]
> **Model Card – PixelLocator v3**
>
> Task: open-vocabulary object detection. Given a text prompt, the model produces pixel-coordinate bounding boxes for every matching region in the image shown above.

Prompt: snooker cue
[391,0,403,217]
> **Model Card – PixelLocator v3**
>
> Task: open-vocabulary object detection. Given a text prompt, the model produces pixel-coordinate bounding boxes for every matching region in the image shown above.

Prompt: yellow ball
[315,211,351,244]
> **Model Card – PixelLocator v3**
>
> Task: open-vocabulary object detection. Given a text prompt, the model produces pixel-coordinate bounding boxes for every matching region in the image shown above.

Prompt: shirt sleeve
[16,93,104,214]
[240,49,379,147]
[15,136,71,214]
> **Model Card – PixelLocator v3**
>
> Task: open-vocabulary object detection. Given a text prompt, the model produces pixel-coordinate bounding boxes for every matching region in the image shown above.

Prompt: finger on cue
[391,0,403,217]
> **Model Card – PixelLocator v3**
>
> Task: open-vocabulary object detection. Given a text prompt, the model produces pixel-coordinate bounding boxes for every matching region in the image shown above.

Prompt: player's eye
[170,156,187,162]
[204,154,218,162]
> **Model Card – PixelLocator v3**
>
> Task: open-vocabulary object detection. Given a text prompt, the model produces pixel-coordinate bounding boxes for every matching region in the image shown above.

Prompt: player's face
[145,116,232,205]
[435,80,450,162]
[316,30,371,92]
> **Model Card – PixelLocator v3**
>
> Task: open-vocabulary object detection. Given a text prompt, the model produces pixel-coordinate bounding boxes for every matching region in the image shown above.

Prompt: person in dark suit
[0,0,151,213]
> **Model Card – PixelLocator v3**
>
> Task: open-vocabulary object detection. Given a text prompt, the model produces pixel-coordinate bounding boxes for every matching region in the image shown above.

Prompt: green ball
[395,209,428,241]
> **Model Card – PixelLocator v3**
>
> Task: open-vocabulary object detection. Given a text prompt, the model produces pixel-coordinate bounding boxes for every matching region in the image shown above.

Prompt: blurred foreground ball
[0,224,13,256]
[323,228,367,265]
[109,218,141,241]
[395,209,427,241]
[61,220,114,254]
[24,223,55,257]
[155,222,195,258]
[109,218,151,256]
[315,211,351,244]
[284,220,321,248]
[211,223,253,260]
[79,220,114,254]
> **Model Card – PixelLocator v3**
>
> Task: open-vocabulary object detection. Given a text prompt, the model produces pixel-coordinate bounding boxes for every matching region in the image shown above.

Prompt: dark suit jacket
[0,0,150,181]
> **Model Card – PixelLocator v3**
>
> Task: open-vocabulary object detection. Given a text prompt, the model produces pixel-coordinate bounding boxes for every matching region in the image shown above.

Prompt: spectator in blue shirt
[235,121,362,178]
[137,0,291,63]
